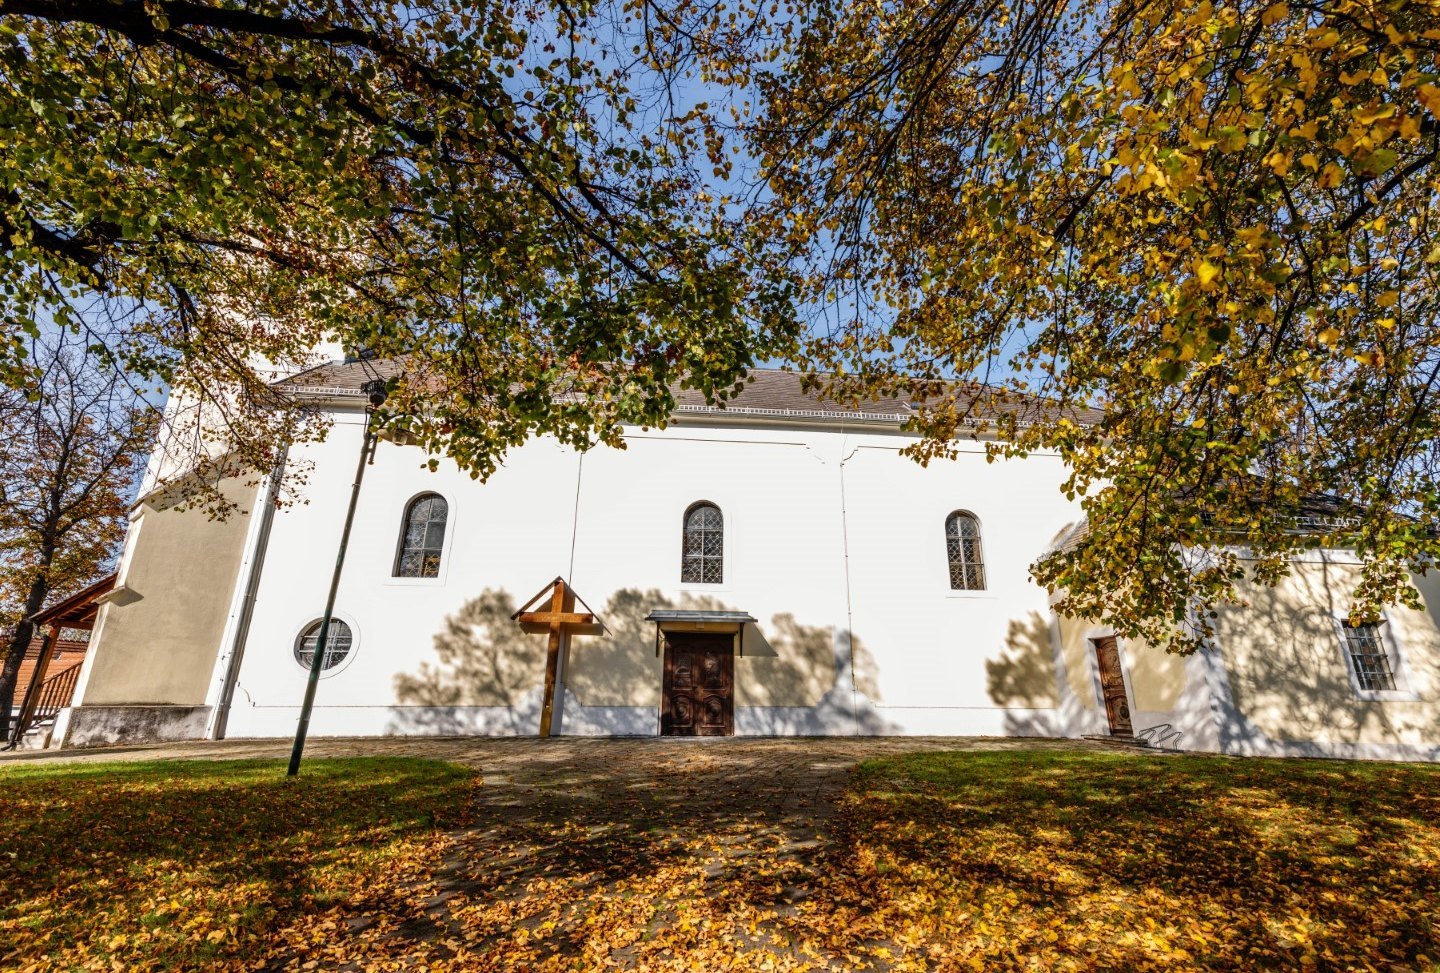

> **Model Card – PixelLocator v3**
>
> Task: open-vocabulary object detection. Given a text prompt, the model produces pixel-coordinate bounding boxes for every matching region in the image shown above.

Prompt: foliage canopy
[0,0,797,488]
[7,0,1440,645]
[751,0,1440,647]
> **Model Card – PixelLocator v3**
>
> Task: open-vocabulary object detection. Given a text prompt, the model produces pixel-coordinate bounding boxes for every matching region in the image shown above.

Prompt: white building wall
[842,441,1084,736]
[219,409,1094,739]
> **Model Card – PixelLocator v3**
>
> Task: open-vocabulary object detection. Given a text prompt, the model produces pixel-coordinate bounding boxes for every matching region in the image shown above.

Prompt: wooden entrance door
[1093,636,1133,735]
[661,632,734,736]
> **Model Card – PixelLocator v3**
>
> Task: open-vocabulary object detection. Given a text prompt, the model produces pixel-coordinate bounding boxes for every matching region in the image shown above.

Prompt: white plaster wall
[842,442,1085,735]
[224,409,581,737]
[220,411,1091,739]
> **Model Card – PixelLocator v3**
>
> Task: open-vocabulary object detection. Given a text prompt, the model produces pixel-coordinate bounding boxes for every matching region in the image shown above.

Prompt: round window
[294,618,354,671]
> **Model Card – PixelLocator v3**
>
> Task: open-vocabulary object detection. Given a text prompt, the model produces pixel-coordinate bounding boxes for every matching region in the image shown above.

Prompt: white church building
[50,362,1440,761]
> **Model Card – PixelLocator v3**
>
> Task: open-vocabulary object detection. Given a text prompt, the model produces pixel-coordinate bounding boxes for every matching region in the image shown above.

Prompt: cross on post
[511,577,604,737]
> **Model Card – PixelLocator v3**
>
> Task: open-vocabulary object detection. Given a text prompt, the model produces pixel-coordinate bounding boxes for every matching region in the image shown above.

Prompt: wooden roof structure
[32,573,118,631]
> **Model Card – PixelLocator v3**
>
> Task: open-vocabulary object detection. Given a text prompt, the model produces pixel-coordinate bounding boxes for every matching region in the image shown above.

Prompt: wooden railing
[9,663,81,744]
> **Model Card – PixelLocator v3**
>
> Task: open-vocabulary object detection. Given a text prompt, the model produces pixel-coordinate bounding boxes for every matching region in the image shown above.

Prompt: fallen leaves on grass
[5,749,1440,971]
[0,757,473,971]
[254,749,1440,971]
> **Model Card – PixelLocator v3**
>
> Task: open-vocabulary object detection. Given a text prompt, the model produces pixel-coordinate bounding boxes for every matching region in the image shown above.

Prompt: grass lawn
[3,748,1439,971]
[0,757,474,971]
[825,750,1440,970]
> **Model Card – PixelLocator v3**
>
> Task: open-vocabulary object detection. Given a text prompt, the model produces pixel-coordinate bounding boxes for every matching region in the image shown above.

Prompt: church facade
[52,365,1440,761]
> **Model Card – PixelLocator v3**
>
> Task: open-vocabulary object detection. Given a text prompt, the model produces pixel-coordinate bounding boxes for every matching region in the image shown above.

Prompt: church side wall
[62,477,259,747]
[841,443,1086,736]
[1208,556,1440,761]
[1050,615,1220,751]
[1050,554,1440,762]
[223,411,580,738]
[218,411,1094,740]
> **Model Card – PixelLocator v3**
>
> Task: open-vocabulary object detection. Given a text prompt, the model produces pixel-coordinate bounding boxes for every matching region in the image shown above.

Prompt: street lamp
[287,377,389,776]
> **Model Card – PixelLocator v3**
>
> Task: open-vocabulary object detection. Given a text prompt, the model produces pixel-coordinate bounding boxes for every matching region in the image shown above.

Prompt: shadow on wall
[1211,561,1440,757]
[987,611,1068,737]
[390,589,547,734]
[389,586,899,736]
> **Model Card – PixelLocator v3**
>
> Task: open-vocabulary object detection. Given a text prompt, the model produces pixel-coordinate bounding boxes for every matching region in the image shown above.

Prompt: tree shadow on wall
[986,611,1067,737]
[389,587,749,736]
[388,586,895,736]
[1210,563,1440,758]
[389,589,547,735]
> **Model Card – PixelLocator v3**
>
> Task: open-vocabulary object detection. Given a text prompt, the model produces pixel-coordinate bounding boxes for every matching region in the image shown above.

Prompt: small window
[682,502,724,584]
[946,511,985,590]
[294,618,354,671]
[1340,620,1397,692]
[395,493,448,578]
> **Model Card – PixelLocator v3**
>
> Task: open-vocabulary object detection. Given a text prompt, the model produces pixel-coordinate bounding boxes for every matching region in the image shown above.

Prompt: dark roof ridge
[274,358,1100,426]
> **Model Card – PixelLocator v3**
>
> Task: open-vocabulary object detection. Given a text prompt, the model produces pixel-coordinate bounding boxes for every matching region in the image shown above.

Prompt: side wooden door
[1093,636,1134,735]
[661,632,734,736]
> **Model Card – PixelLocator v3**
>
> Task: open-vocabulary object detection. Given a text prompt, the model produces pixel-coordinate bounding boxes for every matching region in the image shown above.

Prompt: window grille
[395,493,448,578]
[1341,620,1396,692]
[682,503,724,584]
[946,511,985,590]
[295,618,354,671]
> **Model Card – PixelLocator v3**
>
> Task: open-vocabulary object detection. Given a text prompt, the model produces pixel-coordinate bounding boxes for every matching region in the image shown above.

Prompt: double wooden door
[1093,636,1133,735]
[661,632,734,736]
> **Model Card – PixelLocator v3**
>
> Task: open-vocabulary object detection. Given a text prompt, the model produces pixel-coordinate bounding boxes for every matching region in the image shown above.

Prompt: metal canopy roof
[645,609,756,625]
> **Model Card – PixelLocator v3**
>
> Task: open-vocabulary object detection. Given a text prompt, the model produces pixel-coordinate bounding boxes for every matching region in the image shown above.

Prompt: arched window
[395,493,448,578]
[294,618,354,671]
[946,511,985,590]
[682,502,724,583]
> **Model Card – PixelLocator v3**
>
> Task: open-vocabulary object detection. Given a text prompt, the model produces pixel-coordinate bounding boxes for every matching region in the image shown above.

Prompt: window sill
[384,575,448,587]
[944,589,998,600]
[678,582,730,596]
[1353,688,1421,703]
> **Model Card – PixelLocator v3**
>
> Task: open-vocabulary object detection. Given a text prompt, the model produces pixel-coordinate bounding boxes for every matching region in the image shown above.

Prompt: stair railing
[8,663,82,746]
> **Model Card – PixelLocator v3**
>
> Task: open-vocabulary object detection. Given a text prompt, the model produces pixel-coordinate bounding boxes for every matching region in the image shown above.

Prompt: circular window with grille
[293,617,355,672]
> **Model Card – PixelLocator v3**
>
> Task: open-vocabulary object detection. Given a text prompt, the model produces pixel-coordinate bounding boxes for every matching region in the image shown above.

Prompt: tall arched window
[682,502,724,583]
[395,493,448,578]
[946,511,985,590]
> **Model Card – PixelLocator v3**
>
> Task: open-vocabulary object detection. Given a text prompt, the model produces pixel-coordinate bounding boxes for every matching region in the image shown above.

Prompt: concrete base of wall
[217,694,1082,740]
[62,705,212,748]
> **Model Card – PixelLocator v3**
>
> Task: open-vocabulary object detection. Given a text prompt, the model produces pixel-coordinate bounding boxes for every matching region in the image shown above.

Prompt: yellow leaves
[1416,84,1440,119]
[835,750,1440,973]
[1195,259,1222,288]
[1260,2,1289,27]
[1318,327,1341,346]
[1114,66,1143,100]
[1266,150,1292,177]
[1351,102,1396,125]
[1340,68,1388,87]
[1317,162,1345,188]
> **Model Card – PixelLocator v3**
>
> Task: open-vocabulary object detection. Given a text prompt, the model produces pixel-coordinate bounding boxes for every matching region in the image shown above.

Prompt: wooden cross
[511,577,603,737]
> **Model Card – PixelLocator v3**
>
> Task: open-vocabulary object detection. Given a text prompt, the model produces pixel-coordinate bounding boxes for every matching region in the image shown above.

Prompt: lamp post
[287,377,388,777]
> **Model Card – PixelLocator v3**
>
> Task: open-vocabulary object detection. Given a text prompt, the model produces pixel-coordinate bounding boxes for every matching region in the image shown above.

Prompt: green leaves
[0,0,800,505]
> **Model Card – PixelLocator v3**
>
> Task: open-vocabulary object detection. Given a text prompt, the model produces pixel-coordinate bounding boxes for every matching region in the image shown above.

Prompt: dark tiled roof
[277,360,1098,426]
[281,357,409,392]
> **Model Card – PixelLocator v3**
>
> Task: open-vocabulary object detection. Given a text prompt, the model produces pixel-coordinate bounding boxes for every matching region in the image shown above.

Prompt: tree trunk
[0,572,51,741]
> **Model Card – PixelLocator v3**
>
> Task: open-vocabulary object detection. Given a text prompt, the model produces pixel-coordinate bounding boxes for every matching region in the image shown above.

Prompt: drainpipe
[211,446,288,739]
[837,421,860,735]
